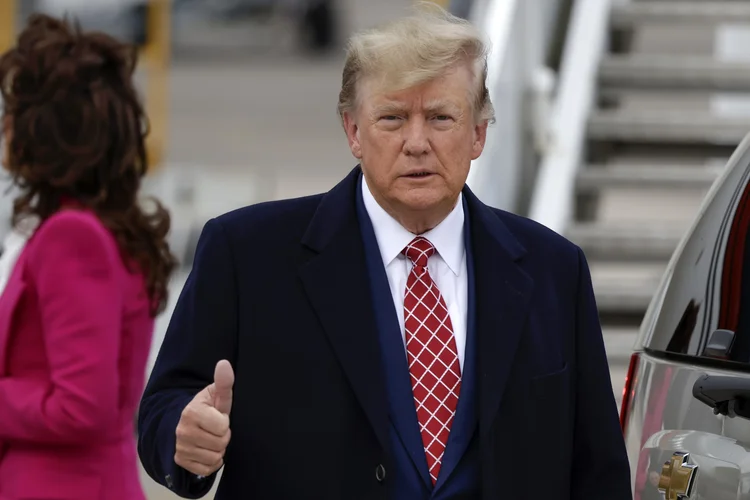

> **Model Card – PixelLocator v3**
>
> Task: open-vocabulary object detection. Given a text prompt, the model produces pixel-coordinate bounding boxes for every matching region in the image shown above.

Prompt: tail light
[620,352,640,434]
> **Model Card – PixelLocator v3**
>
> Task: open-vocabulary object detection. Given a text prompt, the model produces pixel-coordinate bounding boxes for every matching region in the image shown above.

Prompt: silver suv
[621,133,750,499]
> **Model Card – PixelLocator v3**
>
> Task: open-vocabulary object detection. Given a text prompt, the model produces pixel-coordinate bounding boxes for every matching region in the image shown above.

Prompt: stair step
[611,2,750,27]
[603,328,639,364]
[590,264,664,314]
[577,164,722,191]
[600,55,750,92]
[568,223,685,261]
[594,278,659,314]
[588,112,750,145]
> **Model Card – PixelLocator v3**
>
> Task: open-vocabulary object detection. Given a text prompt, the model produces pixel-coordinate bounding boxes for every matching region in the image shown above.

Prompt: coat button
[375,464,386,482]
[165,474,174,489]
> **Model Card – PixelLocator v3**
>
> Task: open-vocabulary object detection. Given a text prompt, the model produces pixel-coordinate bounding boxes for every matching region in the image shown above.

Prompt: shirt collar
[361,175,465,276]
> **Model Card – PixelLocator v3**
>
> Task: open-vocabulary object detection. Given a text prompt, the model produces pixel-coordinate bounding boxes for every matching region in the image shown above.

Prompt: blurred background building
[1,0,750,498]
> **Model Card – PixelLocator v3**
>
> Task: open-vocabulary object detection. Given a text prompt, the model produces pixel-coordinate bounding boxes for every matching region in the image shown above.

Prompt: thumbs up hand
[210,359,234,415]
[174,360,235,477]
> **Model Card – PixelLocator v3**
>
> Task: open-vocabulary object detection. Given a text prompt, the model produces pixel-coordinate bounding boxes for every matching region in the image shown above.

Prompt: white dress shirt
[0,218,37,299]
[362,177,468,370]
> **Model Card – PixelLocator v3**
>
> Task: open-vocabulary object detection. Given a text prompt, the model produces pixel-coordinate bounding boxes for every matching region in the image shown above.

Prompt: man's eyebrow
[370,100,463,116]
[423,100,462,114]
[370,102,407,116]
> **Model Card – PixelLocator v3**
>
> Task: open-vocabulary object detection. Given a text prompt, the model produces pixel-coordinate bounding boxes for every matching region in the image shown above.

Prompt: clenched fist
[174,360,234,477]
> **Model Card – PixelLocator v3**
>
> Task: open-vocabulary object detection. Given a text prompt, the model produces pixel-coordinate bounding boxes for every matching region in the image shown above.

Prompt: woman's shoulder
[29,209,118,257]
[39,208,108,234]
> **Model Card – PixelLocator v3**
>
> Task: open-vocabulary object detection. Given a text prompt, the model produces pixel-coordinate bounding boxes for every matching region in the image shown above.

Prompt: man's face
[343,63,488,224]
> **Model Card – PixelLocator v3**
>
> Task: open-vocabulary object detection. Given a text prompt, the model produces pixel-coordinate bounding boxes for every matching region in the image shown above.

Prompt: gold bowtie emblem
[658,452,698,500]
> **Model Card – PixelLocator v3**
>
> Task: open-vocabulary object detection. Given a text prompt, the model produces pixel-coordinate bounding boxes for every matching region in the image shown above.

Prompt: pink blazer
[0,209,154,500]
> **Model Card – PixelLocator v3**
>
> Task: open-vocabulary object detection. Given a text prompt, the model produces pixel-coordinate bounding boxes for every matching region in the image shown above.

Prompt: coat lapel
[433,194,479,491]
[297,167,390,452]
[462,188,535,437]
[354,175,433,487]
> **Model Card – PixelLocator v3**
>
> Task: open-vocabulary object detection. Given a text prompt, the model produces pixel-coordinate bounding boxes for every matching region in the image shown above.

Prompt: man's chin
[397,194,453,214]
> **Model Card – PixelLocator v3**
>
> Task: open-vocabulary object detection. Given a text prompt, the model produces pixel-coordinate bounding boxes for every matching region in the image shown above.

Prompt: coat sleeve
[571,246,633,499]
[0,213,123,444]
[137,217,239,499]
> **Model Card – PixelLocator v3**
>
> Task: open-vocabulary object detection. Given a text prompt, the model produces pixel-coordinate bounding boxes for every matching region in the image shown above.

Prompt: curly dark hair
[0,14,177,316]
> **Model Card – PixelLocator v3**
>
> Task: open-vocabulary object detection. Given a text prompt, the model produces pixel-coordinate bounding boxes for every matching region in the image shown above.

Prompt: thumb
[211,359,234,415]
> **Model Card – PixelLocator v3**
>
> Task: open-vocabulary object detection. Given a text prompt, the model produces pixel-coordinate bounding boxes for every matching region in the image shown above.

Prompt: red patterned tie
[403,236,462,485]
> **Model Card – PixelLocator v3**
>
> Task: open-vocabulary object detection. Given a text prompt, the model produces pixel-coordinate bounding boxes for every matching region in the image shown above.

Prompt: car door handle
[693,373,750,419]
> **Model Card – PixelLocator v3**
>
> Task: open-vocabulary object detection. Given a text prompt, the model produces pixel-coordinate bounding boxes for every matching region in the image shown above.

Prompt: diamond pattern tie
[403,236,462,485]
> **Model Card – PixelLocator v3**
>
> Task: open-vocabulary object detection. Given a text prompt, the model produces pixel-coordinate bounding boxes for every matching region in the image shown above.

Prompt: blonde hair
[337,3,494,124]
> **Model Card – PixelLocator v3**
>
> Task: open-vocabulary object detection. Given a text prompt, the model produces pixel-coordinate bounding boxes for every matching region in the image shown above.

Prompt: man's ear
[343,111,362,159]
[471,119,489,160]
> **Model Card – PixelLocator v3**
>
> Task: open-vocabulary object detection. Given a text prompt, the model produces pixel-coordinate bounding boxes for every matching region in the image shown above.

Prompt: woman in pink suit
[0,14,176,500]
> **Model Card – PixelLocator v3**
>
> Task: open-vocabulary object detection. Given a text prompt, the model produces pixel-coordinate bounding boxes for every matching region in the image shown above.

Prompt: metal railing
[527,0,614,233]
[465,0,570,214]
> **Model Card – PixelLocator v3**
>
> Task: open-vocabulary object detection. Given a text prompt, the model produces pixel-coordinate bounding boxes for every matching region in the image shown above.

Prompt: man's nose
[402,118,431,156]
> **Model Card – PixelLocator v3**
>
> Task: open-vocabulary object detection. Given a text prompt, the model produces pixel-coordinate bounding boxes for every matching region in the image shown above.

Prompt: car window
[642,137,750,367]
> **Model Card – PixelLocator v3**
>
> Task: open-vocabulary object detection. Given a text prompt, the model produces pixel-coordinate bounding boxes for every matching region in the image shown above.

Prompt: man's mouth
[404,172,433,178]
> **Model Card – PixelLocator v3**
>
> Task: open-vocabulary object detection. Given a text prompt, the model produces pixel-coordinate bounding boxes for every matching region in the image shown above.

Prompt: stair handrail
[464,0,521,211]
[466,0,572,213]
[527,0,614,234]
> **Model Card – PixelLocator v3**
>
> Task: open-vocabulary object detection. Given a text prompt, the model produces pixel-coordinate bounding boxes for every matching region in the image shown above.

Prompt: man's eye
[434,115,451,121]
[381,115,400,121]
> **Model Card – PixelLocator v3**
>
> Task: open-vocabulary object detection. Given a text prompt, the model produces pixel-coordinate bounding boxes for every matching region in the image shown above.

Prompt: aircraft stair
[566,0,750,384]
